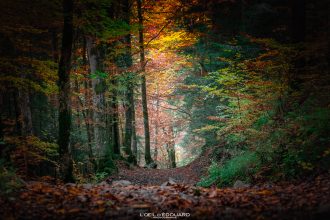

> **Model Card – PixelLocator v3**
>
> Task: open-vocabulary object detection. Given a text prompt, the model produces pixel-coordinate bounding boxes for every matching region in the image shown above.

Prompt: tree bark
[122,0,136,164]
[131,102,137,160]
[124,87,133,154]
[81,39,96,171]
[58,0,74,183]
[167,125,176,168]
[86,37,107,162]
[153,84,159,162]
[137,0,153,165]
[111,79,121,155]
[17,87,33,136]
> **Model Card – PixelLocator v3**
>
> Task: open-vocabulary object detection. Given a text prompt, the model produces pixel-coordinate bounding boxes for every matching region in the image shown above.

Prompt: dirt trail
[2,150,330,219]
[109,149,212,185]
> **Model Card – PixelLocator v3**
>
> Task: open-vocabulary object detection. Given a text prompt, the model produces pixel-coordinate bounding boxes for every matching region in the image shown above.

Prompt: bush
[198,151,260,187]
[254,105,330,179]
[92,172,109,183]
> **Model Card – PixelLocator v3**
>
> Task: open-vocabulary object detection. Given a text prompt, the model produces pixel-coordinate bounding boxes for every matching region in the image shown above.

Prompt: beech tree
[137,0,153,165]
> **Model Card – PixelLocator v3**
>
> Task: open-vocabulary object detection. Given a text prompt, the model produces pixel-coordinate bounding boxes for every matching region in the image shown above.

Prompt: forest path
[109,149,212,186]
[1,174,330,219]
[2,150,330,219]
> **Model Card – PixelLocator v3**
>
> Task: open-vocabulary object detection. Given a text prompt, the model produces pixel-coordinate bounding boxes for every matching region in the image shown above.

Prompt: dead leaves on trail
[1,174,330,219]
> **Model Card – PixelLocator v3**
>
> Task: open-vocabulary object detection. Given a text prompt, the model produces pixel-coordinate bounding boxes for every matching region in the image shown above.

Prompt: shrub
[198,151,260,187]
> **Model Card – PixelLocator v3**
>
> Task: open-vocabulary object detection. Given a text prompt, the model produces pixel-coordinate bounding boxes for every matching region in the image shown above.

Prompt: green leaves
[198,151,260,187]
[77,0,130,41]
[90,70,108,79]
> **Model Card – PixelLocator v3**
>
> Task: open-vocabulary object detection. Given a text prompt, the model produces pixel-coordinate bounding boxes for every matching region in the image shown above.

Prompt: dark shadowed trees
[58,0,74,182]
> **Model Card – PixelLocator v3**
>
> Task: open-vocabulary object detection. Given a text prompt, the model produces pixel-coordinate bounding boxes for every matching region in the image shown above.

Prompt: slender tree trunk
[81,38,96,170]
[17,88,33,136]
[107,1,122,157]
[58,0,74,183]
[105,95,114,156]
[13,91,21,135]
[131,101,137,160]
[153,84,159,162]
[124,88,133,154]
[111,79,121,155]
[137,0,153,165]
[167,125,176,168]
[75,79,82,136]
[81,81,96,170]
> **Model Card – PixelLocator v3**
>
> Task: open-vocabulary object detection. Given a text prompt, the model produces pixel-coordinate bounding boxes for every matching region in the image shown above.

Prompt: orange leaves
[255,189,273,196]
[3,173,330,219]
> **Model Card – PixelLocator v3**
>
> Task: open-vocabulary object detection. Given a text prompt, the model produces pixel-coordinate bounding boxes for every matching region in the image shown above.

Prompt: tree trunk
[153,84,159,162]
[17,88,33,136]
[119,0,137,164]
[82,38,96,170]
[137,0,153,165]
[86,37,107,163]
[58,0,74,183]
[111,79,121,155]
[82,81,96,170]
[75,79,82,137]
[167,125,176,168]
[124,87,133,155]
[131,102,137,160]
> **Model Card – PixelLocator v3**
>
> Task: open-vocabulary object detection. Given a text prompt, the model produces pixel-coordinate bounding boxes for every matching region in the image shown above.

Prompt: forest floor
[1,151,330,220]
[109,149,212,186]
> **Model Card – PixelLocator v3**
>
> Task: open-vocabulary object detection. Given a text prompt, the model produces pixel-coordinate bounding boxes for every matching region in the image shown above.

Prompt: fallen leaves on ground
[1,174,330,219]
[108,148,212,186]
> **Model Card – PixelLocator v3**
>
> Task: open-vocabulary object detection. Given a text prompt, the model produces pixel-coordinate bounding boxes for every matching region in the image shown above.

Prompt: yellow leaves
[150,30,199,52]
